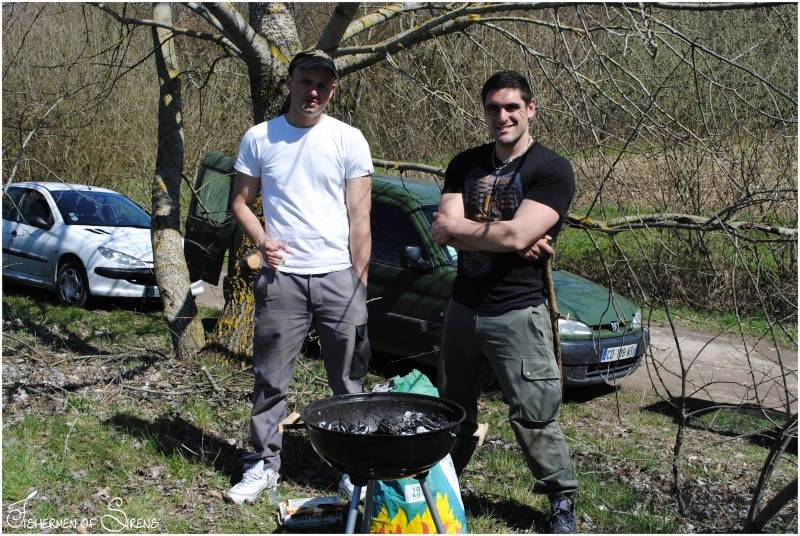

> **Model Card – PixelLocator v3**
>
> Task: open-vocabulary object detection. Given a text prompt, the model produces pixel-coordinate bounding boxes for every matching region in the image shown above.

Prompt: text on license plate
[601,343,638,363]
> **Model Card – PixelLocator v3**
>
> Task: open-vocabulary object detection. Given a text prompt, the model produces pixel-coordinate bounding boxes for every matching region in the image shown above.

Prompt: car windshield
[420,203,458,264]
[52,189,151,228]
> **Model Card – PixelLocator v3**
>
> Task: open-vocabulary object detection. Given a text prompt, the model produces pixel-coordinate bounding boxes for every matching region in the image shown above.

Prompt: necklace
[492,137,533,175]
[480,136,534,221]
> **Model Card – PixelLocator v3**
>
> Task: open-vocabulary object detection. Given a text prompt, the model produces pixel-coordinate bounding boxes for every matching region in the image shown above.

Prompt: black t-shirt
[441,141,575,314]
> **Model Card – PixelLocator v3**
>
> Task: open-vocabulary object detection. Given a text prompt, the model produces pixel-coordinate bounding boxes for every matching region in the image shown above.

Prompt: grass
[688,404,791,440]
[2,291,797,533]
[643,304,798,349]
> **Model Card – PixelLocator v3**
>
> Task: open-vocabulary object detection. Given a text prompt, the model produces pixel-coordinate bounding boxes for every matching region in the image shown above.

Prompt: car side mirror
[30,216,53,230]
[401,246,434,273]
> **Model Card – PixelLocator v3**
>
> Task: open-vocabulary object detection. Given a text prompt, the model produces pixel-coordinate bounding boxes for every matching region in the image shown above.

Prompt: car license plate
[601,343,637,363]
[145,286,160,298]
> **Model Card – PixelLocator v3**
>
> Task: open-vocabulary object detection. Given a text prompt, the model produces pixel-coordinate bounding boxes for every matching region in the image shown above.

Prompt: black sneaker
[549,496,576,533]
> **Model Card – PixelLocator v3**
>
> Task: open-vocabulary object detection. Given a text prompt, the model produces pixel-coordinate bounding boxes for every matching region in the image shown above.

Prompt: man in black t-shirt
[432,71,578,533]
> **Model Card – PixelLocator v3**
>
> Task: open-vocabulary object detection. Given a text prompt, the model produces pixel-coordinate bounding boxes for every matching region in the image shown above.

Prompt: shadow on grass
[644,397,797,453]
[3,281,165,362]
[104,412,342,492]
[564,381,619,403]
[105,413,243,482]
[2,280,164,313]
[461,488,546,532]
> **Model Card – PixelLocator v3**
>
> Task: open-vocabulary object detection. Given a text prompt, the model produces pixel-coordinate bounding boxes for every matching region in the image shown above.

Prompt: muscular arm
[230,171,288,270]
[346,175,371,287]
[432,192,558,255]
[432,193,480,251]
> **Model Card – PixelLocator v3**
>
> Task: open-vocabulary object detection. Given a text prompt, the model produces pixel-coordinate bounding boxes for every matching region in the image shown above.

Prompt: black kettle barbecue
[301,392,465,533]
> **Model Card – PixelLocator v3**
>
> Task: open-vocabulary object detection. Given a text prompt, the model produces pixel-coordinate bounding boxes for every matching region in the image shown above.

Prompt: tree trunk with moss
[206,195,263,362]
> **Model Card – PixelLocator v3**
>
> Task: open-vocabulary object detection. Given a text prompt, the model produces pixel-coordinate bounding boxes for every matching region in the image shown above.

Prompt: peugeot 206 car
[2,182,204,307]
[184,152,648,387]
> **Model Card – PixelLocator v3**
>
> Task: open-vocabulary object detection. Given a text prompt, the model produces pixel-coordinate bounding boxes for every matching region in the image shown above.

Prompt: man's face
[286,66,337,126]
[483,88,536,147]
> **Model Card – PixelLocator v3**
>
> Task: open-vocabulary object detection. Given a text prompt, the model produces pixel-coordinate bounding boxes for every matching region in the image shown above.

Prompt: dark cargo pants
[437,298,579,496]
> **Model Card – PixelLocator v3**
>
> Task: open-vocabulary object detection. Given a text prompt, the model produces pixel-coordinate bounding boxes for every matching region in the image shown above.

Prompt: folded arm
[432,192,557,258]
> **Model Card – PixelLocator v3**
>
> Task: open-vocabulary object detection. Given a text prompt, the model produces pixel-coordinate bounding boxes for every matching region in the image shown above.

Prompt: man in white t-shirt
[227,50,373,504]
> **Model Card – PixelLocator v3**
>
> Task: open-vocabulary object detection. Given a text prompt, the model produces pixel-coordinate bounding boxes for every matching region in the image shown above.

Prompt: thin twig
[201,365,222,393]
[119,384,193,396]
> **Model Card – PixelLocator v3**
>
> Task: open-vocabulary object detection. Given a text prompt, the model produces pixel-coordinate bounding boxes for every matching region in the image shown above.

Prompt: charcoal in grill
[319,420,373,434]
[368,410,451,435]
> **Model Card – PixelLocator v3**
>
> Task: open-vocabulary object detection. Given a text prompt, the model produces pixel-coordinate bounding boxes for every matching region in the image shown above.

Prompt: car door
[2,186,25,276]
[367,198,454,364]
[2,187,57,283]
[184,152,238,284]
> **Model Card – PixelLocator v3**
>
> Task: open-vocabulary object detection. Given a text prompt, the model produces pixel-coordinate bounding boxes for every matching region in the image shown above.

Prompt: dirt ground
[619,323,796,411]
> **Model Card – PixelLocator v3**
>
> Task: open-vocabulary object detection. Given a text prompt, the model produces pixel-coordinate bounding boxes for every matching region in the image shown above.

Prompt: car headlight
[558,317,593,336]
[98,246,146,267]
[632,309,642,328]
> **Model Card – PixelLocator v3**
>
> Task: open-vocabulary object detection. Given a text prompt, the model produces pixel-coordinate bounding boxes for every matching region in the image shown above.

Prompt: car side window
[18,190,53,227]
[190,165,235,225]
[371,201,430,267]
[2,188,24,222]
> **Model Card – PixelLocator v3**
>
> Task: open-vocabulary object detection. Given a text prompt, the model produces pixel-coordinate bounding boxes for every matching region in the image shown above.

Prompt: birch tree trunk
[151,2,205,359]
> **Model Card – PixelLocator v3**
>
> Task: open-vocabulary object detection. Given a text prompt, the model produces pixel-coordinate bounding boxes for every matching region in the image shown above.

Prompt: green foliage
[574,470,682,533]
[689,406,790,440]
[644,304,797,350]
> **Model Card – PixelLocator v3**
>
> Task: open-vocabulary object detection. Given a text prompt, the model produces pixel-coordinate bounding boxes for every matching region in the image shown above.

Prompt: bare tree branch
[567,212,797,240]
[372,158,445,177]
[88,2,241,54]
[4,93,68,189]
[316,2,361,52]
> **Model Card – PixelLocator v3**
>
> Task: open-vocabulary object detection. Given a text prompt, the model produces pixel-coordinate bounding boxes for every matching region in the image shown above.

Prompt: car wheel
[57,260,90,307]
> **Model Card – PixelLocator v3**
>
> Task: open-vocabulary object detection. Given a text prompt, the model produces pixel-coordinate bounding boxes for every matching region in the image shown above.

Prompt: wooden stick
[201,365,221,393]
[544,257,564,391]
[278,411,303,433]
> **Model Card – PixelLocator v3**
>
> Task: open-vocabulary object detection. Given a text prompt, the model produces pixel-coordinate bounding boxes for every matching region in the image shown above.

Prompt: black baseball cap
[288,50,339,78]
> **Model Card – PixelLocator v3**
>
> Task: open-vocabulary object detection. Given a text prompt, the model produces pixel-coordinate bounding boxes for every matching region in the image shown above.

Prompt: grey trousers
[245,267,370,472]
[437,299,579,497]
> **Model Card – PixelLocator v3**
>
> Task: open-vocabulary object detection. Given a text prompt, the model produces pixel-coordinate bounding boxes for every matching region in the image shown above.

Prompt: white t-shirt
[235,114,373,274]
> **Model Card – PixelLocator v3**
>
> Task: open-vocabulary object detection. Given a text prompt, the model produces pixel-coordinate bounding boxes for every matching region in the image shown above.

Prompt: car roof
[373,174,443,206]
[9,182,118,195]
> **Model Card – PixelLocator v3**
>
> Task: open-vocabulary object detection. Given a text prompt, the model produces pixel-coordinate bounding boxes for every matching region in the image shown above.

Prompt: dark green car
[185,153,648,386]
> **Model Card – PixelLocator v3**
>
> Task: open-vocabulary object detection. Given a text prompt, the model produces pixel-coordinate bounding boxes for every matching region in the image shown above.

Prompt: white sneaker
[338,472,367,502]
[225,460,280,504]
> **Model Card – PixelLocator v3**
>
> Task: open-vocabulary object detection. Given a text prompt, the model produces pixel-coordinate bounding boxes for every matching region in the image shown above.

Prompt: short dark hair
[481,71,533,106]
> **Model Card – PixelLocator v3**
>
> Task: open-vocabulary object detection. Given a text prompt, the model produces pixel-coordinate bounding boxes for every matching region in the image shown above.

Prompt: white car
[2,182,204,307]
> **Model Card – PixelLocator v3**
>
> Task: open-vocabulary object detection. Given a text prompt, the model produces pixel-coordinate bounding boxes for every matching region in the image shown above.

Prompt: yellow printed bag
[367,370,468,534]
